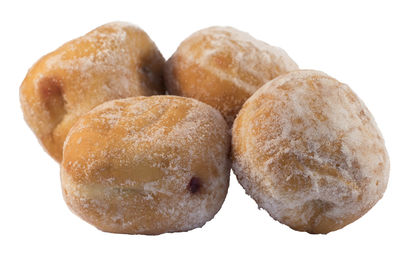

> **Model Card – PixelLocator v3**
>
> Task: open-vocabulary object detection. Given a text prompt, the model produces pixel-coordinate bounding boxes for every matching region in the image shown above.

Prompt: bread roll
[61,96,231,235]
[232,70,389,234]
[20,22,165,162]
[164,26,298,125]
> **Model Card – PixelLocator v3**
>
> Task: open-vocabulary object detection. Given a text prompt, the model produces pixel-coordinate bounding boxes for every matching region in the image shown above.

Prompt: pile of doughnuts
[20,22,389,235]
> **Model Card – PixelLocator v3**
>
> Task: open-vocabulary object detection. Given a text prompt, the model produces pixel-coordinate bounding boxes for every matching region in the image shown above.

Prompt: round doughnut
[61,96,231,235]
[20,22,165,162]
[232,70,390,234]
[164,26,298,125]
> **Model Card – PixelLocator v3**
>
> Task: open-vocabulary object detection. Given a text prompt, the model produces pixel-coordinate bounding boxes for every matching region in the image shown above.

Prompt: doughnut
[164,26,298,125]
[232,70,389,234]
[20,22,165,162]
[61,96,231,235]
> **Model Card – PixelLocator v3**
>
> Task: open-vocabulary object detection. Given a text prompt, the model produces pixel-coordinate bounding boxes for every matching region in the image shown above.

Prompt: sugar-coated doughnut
[61,96,230,235]
[164,26,298,125]
[232,70,389,234]
[20,22,165,162]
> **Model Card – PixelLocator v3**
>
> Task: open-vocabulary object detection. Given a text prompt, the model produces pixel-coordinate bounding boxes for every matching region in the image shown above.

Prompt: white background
[1,0,399,265]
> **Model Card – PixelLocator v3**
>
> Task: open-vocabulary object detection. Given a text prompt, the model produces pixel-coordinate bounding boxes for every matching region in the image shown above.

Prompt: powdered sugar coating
[20,22,165,162]
[164,26,298,125]
[232,70,389,234]
[61,96,231,235]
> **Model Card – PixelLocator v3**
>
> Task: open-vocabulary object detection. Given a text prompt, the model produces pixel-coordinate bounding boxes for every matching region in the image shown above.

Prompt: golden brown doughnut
[61,96,231,235]
[164,26,298,125]
[20,22,165,162]
[232,70,389,234]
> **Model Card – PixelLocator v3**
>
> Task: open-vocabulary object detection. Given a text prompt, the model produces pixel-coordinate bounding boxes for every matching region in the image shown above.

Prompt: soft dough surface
[232,70,389,234]
[164,26,298,125]
[61,96,231,235]
[20,22,165,162]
